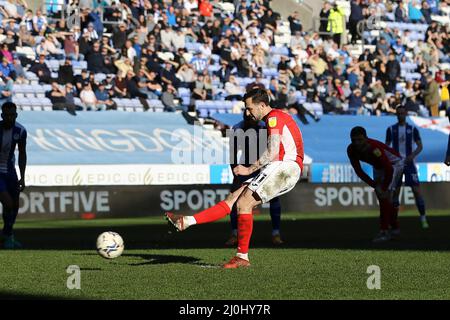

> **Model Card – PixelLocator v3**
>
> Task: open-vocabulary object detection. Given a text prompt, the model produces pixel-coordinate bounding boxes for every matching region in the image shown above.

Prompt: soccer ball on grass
[96,231,124,259]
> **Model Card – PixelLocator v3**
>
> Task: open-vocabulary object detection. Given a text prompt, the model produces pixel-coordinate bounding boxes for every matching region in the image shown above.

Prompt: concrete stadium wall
[271,0,324,32]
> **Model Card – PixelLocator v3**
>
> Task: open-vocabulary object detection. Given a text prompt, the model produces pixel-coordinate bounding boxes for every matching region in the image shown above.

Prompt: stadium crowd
[0,0,448,119]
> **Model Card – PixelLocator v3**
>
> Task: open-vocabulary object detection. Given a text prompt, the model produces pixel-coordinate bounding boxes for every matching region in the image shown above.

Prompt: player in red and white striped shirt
[347,126,404,242]
[165,89,304,268]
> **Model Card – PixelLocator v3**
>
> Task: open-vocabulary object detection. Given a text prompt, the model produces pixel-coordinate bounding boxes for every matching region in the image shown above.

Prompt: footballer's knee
[237,189,258,213]
[224,185,246,208]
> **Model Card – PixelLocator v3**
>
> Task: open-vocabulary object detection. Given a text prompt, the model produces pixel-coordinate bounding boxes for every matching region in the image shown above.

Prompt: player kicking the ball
[347,126,403,242]
[165,88,304,268]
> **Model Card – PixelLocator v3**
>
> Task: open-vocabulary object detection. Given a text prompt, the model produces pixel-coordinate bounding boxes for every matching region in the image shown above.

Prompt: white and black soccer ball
[96,231,124,259]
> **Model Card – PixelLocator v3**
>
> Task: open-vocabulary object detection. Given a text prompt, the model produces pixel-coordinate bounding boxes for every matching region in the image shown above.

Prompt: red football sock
[379,199,392,230]
[237,214,253,254]
[193,201,231,225]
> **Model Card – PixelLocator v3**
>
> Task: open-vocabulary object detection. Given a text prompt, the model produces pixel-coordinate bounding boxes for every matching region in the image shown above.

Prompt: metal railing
[41,2,139,31]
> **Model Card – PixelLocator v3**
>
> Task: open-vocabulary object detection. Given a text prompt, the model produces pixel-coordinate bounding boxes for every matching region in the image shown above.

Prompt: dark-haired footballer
[347,126,403,242]
[165,88,304,268]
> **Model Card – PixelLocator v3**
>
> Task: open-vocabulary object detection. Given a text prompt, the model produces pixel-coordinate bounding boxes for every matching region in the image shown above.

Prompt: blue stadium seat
[198,108,209,118]
[178,87,191,97]
[210,54,221,64]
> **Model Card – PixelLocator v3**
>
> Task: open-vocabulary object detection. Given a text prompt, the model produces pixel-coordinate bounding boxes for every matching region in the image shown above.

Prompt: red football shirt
[347,138,402,190]
[264,109,304,170]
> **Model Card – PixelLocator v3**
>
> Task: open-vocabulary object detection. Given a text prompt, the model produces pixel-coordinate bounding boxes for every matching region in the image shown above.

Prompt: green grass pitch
[1,210,450,300]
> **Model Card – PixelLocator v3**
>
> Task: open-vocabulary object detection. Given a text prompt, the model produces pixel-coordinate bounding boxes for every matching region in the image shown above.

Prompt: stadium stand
[0,0,447,118]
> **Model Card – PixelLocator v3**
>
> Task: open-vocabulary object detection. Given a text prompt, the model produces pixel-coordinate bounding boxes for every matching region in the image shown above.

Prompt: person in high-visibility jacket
[327,4,346,47]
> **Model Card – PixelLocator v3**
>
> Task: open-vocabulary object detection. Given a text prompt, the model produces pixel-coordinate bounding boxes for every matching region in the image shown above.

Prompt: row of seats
[43,60,88,71]
[363,30,426,41]
[12,96,53,109]
[11,96,166,112]
[400,62,418,71]
[196,100,235,117]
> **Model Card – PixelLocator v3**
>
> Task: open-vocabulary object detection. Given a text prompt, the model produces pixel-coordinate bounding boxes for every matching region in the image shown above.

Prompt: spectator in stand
[87,41,109,73]
[29,54,52,84]
[386,52,401,93]
[423,74,441,117]
[409,1,425,23]
[32,9,47,36]
[83,22,100,43]
[125,70,150,110]
[395,1,407,22]
[214,59,231,83]
[225,75,245,101]
[421,1,433,24]
[141,69,163,99]
[95,81,117,110]
[161,84,181,112]
[46,81,67,111]
[349,0,364,44]
[80,82,105,111]
[192,72,212,101]
[57,57,74,85]
[288,11,302,34]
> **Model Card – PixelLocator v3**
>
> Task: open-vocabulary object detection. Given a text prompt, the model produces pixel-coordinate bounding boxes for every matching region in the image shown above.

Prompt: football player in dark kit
[0,102,27,249]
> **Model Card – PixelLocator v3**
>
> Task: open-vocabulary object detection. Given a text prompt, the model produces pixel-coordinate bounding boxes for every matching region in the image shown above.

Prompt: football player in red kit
[165,88,304,268]
[347,126,404,242]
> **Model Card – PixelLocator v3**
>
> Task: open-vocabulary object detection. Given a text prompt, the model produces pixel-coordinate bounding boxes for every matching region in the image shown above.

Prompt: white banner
[23,165,210,186]
[426,163,450,182]
[410,116,450,135]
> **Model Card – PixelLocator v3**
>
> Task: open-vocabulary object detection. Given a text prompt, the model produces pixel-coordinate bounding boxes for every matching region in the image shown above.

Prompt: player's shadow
[124,253,201,266]
[14,214,450,251]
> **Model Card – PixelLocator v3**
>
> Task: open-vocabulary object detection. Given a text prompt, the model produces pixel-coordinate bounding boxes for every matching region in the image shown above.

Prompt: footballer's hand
[18,178,25,192]
[233,165,250,176]
[445,156,450,167]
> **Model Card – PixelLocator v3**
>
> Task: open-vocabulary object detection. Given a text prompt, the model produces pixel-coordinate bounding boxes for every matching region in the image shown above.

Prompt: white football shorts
[246,161,301,203]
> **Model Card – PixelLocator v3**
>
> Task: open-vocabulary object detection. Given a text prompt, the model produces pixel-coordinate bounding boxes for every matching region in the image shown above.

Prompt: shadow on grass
[124,253,201,266]
[73,252,208,267]
[12,215,450,252]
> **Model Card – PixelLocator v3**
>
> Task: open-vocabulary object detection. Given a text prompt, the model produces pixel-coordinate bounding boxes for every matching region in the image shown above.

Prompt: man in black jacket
[58,57,74,85]
[87,41,108,73]
[29,54,52,84]
[386,53,401,93]
[349,0,364,44]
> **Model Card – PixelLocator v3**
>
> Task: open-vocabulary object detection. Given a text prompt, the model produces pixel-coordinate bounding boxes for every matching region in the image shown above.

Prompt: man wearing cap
[161,84,181,112]
[95,81,116,110]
